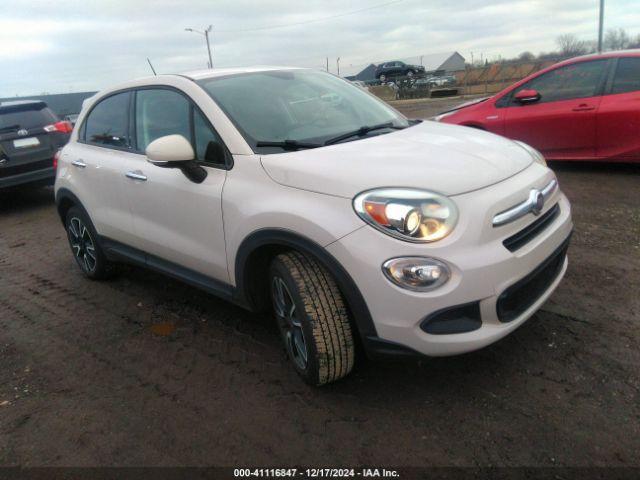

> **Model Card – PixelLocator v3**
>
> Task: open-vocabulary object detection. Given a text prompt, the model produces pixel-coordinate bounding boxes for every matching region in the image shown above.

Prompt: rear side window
[611,58,640,94]
[84,92,131,148]
[0,104,57,130]
[515,60,607,104]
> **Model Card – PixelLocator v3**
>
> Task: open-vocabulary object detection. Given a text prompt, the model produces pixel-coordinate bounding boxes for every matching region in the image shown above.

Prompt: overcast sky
[1,0,638,96]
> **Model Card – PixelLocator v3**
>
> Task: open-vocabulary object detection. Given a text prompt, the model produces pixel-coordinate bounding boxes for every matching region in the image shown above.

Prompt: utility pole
[336,57,340,76]
[205,25,213,68]
[326,57,329,72]
[185,25,213,69]
[597,0,605,53]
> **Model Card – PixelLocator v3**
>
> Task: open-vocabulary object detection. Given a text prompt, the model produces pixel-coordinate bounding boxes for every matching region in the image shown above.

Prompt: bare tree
[604,28,631,51]
[556,34,588,57]
[629,34,640,49]
[518,51,535,62]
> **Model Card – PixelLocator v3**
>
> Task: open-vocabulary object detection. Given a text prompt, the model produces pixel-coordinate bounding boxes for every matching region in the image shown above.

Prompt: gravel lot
[1,98,639,468]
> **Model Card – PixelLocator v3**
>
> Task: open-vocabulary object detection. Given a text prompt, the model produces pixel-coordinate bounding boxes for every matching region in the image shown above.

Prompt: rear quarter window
[83,92,131,148]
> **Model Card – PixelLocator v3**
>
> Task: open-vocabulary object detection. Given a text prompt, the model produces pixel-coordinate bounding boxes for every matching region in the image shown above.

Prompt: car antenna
[147,58,157,76]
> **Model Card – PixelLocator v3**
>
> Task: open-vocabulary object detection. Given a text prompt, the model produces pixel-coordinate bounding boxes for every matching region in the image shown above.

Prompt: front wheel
[270,251,355,385]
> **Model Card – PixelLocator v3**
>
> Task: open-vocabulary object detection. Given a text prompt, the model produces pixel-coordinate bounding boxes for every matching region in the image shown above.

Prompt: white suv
[55,67,573,385]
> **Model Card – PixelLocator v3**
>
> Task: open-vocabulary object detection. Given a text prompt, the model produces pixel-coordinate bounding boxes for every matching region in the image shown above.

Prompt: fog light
[382,257,450,292]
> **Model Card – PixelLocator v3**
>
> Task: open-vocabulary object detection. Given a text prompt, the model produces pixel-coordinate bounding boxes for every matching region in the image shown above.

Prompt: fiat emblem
[530,189,545,215]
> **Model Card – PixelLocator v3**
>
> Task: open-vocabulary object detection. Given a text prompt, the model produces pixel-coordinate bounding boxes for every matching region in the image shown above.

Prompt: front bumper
[326,164,573,358]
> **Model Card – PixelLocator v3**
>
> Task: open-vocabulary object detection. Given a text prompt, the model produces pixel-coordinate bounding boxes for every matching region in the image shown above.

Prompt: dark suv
[374,61,425,81]
[0,100,72,189]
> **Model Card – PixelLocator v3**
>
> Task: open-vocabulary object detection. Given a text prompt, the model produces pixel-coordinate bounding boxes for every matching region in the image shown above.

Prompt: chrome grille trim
[492,179,558,227]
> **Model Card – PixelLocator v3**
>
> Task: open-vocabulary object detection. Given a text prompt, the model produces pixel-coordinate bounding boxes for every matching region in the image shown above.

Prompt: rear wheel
[406,70,414,77]
[65,206,111,279]
[269,251,355,385]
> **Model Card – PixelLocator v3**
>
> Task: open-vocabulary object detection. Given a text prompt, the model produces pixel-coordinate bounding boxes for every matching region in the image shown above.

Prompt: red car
[435,50,640,162]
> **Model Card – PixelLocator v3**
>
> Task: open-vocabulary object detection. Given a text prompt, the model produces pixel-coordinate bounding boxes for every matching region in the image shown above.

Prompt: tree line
[485,28,639,66]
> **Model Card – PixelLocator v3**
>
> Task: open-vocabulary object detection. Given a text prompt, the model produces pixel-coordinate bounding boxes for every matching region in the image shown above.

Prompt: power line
[216,0,405,33]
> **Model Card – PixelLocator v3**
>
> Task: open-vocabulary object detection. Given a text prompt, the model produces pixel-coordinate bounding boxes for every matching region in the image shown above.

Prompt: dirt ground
[0,98,639,468]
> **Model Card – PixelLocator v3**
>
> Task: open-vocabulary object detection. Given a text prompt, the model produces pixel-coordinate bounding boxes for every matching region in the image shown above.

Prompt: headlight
[353,188,458,243]
[514,140,546,166]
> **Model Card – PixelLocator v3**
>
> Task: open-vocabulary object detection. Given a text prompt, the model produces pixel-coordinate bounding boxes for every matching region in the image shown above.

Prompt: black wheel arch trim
[234,228,382,350]
[55,188,90,226]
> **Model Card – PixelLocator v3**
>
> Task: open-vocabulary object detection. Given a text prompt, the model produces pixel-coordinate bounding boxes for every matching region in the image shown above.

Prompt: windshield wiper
[0,124,20,133]
[256,140,322,151]
[324,122,406,146]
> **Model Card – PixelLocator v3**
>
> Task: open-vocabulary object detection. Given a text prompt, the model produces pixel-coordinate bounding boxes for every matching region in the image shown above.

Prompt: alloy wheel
[68,217,97,274]
[272,276,308,370]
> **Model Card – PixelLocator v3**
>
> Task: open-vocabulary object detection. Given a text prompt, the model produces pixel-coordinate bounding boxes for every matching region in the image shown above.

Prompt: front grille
[0,159,53,178]
[497,234,571,323]
[503,203,560,252]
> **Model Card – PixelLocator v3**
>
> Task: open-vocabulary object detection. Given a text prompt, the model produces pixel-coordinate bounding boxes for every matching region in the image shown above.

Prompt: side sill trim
[99,236,245,307]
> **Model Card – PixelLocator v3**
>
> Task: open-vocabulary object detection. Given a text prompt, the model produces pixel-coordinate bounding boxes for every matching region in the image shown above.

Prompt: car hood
[260,121,533,198]
[442,96,490,113]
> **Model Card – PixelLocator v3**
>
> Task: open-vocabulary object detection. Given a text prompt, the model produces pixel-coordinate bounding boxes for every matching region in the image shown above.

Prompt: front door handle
[71,160,87,168]
[572,104,596,111]
[125,171,147,181]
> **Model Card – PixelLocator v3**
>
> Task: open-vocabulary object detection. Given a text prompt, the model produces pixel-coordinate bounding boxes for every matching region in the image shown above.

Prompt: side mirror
[145,134,207,184]
[145,134,195,165]
[514,89,541,104]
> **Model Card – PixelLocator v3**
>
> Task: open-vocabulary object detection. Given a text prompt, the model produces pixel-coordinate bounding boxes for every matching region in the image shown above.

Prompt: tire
[406,70,414,77]
[379,74,386,83]
[65,206,112,280]
[269,251,355,385]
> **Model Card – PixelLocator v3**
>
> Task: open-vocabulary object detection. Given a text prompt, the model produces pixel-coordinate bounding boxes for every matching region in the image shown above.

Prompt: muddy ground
[0,98,638,468]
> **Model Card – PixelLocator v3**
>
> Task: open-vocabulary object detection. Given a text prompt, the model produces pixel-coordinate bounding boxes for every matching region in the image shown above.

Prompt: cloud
[0,0,637,95]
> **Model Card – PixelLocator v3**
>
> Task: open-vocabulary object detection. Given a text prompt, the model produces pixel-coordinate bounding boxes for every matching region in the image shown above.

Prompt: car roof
[82,66,314,106]
[555,49,640,67]
[0,100,47,112]
[0,99,46,108]
[181,65,306,81]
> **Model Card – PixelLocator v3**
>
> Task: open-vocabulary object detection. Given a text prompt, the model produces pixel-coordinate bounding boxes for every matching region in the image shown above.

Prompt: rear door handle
[71,160,87,168]
[572,104,596,111]
[125,170,147,181]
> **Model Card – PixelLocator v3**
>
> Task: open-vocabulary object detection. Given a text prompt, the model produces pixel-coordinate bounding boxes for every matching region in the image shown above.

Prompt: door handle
[125,171,147,181]
[572,104,596,111]
[71,160,87,168]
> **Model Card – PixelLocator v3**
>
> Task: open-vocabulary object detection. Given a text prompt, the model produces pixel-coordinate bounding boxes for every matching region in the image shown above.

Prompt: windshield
[197,70,409,153]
